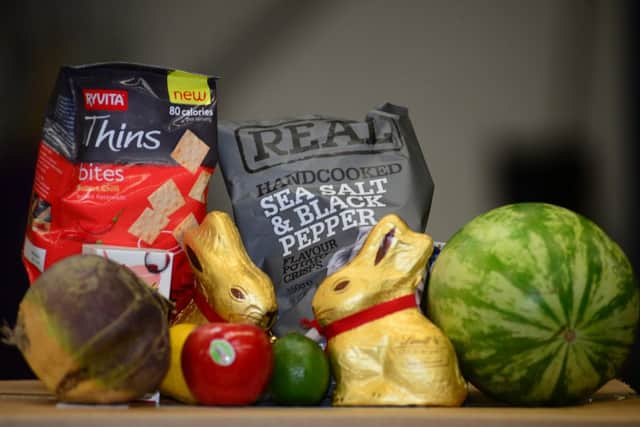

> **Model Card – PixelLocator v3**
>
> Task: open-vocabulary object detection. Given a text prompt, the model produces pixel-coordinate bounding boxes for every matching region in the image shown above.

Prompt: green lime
[269,332,330,405]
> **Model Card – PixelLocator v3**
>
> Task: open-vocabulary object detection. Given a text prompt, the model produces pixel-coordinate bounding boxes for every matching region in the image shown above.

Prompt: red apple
[181,323,273,405]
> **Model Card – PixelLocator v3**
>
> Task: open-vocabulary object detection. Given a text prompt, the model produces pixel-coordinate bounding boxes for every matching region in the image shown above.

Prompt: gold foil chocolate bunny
[311,214,467,406]
[173,211,278,329]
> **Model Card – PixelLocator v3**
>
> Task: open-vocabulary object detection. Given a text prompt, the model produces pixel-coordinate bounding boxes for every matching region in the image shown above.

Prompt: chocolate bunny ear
[191,211,242,252]
[354,214,435,279]
[375,228,396,265]
[356,214,406,265]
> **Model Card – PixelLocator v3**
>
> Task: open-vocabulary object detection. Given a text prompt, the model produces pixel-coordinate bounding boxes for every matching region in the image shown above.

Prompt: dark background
[0,0,637,379]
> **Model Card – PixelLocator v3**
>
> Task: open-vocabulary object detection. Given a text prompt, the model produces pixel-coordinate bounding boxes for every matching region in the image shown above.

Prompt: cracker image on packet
[148,178,186,216]
[128,207,170,245]
[172,213,199,247]
[188,170,211,203]
[171,129,210,173]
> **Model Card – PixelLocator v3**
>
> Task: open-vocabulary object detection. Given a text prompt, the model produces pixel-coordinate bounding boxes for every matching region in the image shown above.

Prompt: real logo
[234,119,403,173]
[83,89,128,111]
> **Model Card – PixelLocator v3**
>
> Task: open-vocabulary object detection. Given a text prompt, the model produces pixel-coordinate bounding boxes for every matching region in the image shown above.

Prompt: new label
[167,70,211,105]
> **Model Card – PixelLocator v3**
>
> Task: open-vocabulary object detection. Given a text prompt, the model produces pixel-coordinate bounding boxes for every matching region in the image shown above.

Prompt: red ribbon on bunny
[301,294,417,341]
[192,284,226,323]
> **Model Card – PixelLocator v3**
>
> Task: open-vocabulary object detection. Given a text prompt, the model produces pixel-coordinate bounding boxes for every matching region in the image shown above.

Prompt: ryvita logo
[82,89,128,111]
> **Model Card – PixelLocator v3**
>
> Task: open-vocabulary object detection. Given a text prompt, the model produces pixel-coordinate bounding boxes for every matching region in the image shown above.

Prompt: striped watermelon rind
[427,203,639,406]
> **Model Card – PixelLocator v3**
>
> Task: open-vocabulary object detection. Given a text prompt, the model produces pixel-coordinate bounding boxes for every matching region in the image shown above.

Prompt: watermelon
[427,203,639,405]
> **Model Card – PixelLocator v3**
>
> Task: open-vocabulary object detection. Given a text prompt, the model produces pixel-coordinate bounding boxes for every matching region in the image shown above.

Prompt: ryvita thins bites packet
[218,103,434,335]
[23,63,217,311]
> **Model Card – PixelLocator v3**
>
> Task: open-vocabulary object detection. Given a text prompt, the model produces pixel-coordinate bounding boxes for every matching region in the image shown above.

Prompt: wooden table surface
[0,380,638,427]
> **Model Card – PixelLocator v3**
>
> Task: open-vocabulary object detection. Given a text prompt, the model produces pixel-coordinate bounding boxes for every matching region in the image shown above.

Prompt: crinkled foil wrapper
[313,214,467,406]
[174,211,277,329]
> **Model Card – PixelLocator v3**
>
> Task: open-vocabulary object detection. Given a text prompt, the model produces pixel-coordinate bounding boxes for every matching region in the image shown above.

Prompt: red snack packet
[22,63,218,312]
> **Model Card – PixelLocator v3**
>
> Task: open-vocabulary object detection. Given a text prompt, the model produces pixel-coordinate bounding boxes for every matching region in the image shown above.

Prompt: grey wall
[1,0,630,241]
[0,0,632,377]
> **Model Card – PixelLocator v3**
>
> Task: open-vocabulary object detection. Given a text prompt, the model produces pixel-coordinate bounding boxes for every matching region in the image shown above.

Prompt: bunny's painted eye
[375,228,396,265]
[230,287,246,300]
[334,280,350,292]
